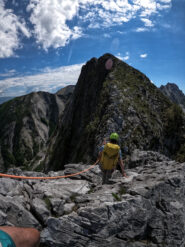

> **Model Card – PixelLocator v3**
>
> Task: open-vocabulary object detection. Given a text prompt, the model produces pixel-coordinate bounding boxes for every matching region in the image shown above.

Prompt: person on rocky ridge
[0,226,40,247]
[98,132,127,184]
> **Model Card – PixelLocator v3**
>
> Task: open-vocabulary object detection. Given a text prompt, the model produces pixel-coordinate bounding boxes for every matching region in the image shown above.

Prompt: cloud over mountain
[0,63,83,97]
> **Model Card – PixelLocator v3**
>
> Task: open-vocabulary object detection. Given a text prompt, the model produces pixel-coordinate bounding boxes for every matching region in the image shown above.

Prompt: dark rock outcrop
[160,83,185,113]
[0,151,185,247]
[47,54,185,170]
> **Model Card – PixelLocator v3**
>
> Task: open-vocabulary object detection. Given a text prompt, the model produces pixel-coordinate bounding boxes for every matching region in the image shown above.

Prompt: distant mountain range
[0,86,74,171]
[0,54,184,171]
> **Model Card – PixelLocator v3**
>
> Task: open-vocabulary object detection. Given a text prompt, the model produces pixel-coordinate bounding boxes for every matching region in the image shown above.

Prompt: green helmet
[110,132,119,141]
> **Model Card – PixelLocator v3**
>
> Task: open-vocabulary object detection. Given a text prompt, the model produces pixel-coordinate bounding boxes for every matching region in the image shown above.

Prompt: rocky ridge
[0,54,185,172]
[47,54,185,171]
[0,150,185,247]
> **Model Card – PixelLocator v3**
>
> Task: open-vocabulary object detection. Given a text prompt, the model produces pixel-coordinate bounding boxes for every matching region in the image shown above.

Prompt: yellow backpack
[100,143,120,170]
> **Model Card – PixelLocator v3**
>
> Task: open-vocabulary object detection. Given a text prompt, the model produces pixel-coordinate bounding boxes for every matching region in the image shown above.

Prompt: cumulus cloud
[141,18,154,27]
[0,0,172,55]
[27,0,172,49]
[0,0,30,58]
[0,63,83,97]
[82,0,137,29]
[140,53,148,58]
[27,0,83,50]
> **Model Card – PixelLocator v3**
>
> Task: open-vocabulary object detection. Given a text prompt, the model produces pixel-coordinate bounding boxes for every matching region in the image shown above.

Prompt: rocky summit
[47,54,185,170]
[0,150,185,247]
[0,54,184,171]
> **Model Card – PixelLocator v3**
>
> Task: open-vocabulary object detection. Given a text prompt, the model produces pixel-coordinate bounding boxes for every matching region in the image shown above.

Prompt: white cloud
[116,51,130,61]
[156,3,171,10]
[83,1,136,29]
[0,0,30,58]
[71,26,83,40]
[27,0,83,50]
[135,27,149,32]
[123,55,129,61]
[140,53,148,58]
[26,0,172,50]
[116,52,124,60]
[141,18,154,27]
[0,63,83,97]
[0,0,173,55]
[0,69,17,77]
[159,0,171,3]
[133,0,157,17]
[123,51,130,61]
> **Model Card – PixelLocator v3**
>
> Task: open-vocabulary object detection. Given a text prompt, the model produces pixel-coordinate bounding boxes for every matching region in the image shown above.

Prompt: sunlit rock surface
[0,150,185,246]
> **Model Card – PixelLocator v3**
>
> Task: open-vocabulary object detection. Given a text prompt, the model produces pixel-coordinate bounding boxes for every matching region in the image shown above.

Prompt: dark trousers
[102,169,114,184]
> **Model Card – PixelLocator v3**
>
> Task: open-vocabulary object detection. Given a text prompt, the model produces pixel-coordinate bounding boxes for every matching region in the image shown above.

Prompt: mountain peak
[0,55,185,171]
[160,82,185,112]
[47,54,185,170]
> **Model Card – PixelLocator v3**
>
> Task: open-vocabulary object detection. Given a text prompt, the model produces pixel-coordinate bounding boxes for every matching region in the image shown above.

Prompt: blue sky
[0,0,184,97]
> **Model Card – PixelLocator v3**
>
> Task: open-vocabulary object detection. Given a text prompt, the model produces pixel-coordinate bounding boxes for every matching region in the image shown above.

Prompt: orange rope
[0,161,98,180]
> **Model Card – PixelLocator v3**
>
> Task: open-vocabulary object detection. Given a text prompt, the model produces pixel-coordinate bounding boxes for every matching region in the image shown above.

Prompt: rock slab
[0,151,185,247]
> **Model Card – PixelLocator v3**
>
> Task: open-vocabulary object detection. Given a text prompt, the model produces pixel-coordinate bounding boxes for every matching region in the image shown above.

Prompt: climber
[0,226,40,247]
[97,132,127,184]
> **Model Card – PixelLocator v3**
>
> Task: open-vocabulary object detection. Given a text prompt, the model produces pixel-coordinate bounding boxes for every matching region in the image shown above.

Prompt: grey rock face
[0,151,185,246]
[0,86,74,170]
[50,198,65,216]
[0,194,40,228]
[31,198,51,225]
[160,83,185,112]
[41,159,185,247]
[56,85,75,100]
[128,149,170,168]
